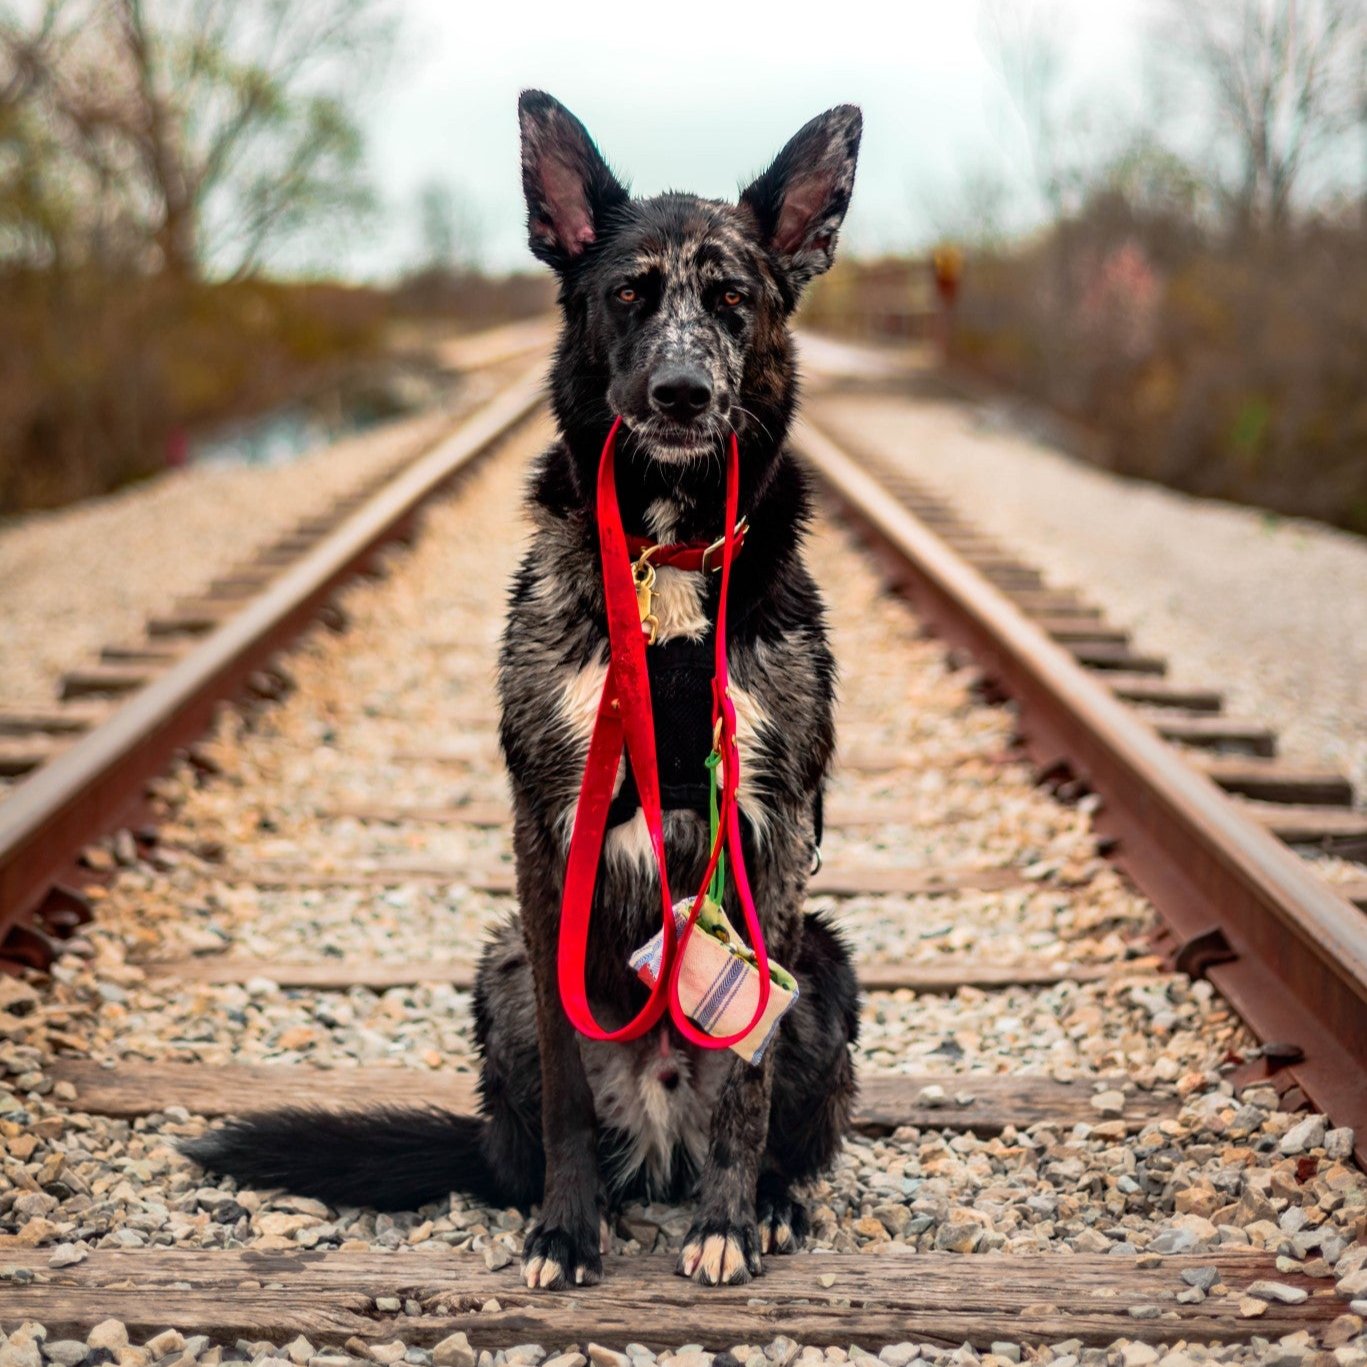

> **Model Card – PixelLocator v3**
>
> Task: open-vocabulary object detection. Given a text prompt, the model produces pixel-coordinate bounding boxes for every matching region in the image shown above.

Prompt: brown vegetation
[0,274,388,512]
[948,203,1367,536]
[0,268,555,514]
[809,0,1366,537]
[0,1,556,516]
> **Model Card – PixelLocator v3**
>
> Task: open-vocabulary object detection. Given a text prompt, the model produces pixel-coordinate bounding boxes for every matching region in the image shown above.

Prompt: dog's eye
[721,290,744,308]
[616,287,638,304]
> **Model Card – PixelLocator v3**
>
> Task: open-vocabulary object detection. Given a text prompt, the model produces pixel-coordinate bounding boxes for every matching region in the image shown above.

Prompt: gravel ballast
[810,387,1367,802]
[1,396,1363,1361]
[0,364,519,713]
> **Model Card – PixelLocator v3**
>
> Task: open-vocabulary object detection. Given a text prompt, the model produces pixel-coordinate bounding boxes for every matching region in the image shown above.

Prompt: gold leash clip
[633,545,660,645]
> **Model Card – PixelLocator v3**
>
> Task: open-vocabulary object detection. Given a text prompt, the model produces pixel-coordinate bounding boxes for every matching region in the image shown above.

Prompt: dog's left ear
[740,105,862,299]
[519,90,629,271]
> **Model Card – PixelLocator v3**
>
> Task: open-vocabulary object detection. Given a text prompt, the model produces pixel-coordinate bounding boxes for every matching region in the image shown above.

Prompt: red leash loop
[556,420,772,1049]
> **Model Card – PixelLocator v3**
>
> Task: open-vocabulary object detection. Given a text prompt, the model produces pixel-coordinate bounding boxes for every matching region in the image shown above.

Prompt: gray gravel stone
[41,1346,88,1367]
[1278,1115,1327,1155]
[1181,1266,1220,1290]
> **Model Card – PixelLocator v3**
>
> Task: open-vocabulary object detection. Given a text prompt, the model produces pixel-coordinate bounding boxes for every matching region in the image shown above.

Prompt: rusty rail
[793,416,1367,1164]
[0,364,546,932]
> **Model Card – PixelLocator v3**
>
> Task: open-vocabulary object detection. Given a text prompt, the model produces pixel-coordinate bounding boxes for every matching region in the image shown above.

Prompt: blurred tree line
[0,0,549,514]
[817,0,1367,535]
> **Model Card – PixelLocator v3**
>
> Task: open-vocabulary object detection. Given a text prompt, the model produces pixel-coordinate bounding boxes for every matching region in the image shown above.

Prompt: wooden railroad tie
[48,1059,1176,1135]
[58,663,156,700]
[306,799,1367,881]
[1,1247,1340,1348]
[219,858,1031,901]
[149,954,1132,996]
[0,702,114,736]
[0,735,70,777]
[1238,800,1367,853]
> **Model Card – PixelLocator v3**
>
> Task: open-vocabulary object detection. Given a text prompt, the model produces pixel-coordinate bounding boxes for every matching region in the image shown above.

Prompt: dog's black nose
[650,365,712,420]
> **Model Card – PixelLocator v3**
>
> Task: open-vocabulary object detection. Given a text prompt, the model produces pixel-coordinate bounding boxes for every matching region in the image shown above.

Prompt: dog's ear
[518,90,628,271]
[740,105,862,298]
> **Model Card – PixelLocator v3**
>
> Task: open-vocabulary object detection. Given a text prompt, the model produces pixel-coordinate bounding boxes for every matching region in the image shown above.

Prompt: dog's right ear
[518,90,628,271]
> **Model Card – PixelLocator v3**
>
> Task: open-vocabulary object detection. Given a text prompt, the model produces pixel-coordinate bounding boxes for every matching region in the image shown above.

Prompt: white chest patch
[559,656,610,751]
[648,567,708,643]
[729,682,773,841]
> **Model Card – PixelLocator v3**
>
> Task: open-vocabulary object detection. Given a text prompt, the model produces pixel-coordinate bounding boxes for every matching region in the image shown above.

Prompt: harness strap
[556,420,771,1049]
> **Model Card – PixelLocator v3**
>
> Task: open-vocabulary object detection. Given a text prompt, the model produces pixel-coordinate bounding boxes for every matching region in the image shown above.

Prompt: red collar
[624,519,749,573]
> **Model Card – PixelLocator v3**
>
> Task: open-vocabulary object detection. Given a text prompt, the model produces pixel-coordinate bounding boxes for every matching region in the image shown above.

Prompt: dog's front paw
[757,1189,809,1255]
[677,1215,762,1286]
[522,1220,603,1290]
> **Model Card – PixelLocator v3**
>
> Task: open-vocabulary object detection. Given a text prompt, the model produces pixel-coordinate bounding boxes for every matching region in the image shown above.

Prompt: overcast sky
[337,0,1152,280]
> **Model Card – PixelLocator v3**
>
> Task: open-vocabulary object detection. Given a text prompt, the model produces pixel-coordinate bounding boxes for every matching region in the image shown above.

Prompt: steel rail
[0,363,547,930]
[793,415,1367,1163]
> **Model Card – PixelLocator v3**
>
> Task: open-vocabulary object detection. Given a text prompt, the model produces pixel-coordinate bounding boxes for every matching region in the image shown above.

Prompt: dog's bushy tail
[182,1107,513,1212]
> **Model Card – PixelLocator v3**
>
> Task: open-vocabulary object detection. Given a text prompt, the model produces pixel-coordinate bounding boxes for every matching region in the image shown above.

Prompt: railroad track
[1,352,1365,1359]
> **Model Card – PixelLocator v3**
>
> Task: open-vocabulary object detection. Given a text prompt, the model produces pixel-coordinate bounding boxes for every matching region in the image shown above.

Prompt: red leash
[556,419,772,1049]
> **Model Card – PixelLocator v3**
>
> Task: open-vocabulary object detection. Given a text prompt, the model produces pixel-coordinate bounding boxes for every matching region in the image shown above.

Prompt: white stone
[1247,1280,1308,1305]
[1324,1127,1355,1160]
[878,1349,918,1367]
[432,1337,475,1367]
[1278,1114,1327,1155]
[86,1323,129,1353]
[1337,1269,1367,1299]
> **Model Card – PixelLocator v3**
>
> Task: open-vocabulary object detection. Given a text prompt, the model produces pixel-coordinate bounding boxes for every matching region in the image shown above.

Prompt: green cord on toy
[705,748,725,905]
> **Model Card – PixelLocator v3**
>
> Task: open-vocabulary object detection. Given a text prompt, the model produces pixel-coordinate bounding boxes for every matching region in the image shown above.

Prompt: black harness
[604,626,825,854]
[607,631,717,828]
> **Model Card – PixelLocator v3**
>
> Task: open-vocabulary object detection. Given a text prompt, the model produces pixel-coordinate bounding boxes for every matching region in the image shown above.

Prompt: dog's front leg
[516,821,604,1291]
[678,1049,774,1286]
[679,816,812,1287]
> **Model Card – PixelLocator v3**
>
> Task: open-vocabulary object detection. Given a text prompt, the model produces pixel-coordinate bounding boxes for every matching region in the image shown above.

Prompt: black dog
[187,90,863,1291]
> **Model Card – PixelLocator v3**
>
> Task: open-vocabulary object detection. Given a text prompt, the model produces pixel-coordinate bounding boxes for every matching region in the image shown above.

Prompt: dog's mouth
[621,414,726,465]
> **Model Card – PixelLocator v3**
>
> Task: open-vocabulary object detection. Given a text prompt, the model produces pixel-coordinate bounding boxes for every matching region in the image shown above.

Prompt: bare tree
[416,179,486,276]
[1160,0,1365,235]
[0,0,396,276]
[978,0,1075,218]
[924,164,1014,252]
